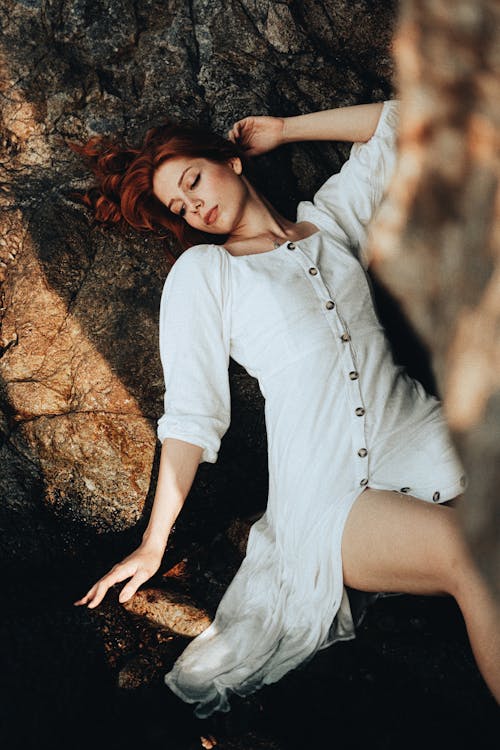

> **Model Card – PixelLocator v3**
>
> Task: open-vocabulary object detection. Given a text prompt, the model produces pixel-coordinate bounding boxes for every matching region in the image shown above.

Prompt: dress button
[355,407,365,416]
[341,333,351,342]
[460,475,467,487]
[349,371,359,380]
[308,267,318,275]
[287,242,296,250]
[357,448,368,457]
[432,491,441,502]
[400,487,411,493]
[325,300,335,309]
[360,478,368,486]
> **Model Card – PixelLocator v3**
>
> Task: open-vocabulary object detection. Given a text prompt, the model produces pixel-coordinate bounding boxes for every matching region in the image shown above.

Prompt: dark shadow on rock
[0,0,399,550]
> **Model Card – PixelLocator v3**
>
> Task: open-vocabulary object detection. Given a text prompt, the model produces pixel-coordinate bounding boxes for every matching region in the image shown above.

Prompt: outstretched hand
[73,543,163,609]
[227,115,285,157]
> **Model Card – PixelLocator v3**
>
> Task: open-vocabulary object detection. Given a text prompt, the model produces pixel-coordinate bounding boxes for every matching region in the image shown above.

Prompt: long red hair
[69,119,254,259]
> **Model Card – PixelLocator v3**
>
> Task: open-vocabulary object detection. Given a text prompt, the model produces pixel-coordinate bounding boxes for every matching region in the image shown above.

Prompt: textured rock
[122,586,211,636]
[0,0,396,561]
[1,0,497,599]
[2,2,499,728]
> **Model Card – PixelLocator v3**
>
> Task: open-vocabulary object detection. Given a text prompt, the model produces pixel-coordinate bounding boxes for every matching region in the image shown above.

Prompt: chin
[201,223,230,236]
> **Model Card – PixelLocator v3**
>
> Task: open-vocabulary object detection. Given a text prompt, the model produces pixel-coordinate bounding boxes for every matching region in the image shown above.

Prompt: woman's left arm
[282,102,385,145]
[228,102,386,157]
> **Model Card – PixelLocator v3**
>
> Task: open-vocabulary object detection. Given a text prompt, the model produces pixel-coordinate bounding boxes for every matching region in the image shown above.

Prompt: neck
[226,178,295,244]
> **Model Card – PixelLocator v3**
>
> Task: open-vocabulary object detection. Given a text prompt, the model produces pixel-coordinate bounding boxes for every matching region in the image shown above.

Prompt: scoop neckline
[222,227,322,259]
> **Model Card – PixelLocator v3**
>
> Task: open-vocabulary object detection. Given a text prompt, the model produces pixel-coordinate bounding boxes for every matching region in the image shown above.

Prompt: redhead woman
[73,100,500,716]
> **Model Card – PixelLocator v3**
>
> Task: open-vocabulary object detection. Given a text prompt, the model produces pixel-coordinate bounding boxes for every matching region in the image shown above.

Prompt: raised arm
[227,101,385,156]
[310,100,400,267]
[282,101,384,144]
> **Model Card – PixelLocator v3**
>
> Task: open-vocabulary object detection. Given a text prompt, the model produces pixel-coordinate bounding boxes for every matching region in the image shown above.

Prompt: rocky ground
[1,2,499,747]
[1,548,498,750]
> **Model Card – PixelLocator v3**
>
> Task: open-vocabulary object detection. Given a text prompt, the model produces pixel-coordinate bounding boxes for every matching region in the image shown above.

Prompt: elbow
[157,410,231,465]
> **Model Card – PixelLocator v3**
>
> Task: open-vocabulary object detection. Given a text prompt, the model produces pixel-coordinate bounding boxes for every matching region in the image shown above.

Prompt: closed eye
[177,173,201,218]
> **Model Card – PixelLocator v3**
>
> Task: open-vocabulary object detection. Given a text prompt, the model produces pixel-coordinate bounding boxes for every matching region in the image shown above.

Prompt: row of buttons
[296,245,466,498]
[288,244,335,309]
[311,267,335,309]
[399,474,467,501]
[288,240,368,489]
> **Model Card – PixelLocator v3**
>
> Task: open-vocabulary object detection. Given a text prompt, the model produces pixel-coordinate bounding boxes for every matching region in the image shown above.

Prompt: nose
[186,195,202,213]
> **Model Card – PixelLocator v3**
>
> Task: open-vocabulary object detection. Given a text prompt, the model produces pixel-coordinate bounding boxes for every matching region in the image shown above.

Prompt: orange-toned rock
[0,207,166,532]
[122,587,212,637]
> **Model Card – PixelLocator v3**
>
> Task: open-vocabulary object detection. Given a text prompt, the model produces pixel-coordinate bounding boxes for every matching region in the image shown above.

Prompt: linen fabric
[157,100,467,717]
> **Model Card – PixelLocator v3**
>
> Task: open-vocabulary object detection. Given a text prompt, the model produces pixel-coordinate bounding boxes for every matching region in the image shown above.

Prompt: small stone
[117,655,156,689]
[122,587,211,637]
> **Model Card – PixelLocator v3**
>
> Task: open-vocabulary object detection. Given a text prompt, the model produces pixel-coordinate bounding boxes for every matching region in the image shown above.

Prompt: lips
[204,206,218,225]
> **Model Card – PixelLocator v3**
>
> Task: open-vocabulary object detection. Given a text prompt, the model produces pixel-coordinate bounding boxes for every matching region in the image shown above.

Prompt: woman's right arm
[75,245,231,609]
[141,437,202,553]
[73,437,202,608]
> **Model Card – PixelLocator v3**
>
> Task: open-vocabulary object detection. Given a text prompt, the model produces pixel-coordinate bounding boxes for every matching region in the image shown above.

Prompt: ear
[228,156,243,175]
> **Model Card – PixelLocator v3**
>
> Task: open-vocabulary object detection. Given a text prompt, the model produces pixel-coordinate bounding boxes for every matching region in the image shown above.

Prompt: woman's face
[152,155,247,235]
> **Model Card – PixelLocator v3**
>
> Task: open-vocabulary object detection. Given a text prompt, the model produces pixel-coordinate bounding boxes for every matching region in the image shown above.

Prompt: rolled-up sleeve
[156,244,231,464]
[313,99,400,267]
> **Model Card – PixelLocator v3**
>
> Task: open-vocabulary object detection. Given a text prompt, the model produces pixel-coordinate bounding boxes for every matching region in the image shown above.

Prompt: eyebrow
[167,166,192,211]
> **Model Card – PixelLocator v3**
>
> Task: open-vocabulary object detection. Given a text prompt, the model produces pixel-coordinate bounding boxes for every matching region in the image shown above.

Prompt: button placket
[293,247,369,489]
[293,249,337,317]
[343,362,369,485]
[350,385,369,487]
[332,303,369,488]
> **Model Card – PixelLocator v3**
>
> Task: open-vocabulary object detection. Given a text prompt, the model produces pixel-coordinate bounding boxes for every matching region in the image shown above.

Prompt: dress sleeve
[156,244,231,464]
[312,99,400,267]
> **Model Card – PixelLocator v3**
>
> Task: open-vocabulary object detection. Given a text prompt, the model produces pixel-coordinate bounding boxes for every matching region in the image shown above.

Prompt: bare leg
[341,487,500,703]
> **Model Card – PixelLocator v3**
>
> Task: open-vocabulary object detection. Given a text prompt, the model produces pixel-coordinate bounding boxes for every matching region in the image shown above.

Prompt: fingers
[227,116,279,157]
[117,568,154,604]
[73,555,159,609]
[73,561,137,609]
[227,120,243,143]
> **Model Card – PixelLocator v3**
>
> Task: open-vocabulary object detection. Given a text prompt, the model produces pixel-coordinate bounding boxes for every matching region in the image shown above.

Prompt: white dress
[156,100,467,718]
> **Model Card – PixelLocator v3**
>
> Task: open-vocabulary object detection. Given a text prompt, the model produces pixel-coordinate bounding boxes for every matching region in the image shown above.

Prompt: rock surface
[1,0,499,744]
[122,587,211,637]
[0,0,395,560]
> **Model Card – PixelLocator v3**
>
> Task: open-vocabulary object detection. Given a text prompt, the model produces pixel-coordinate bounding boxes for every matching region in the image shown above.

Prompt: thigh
[341,487,463,596]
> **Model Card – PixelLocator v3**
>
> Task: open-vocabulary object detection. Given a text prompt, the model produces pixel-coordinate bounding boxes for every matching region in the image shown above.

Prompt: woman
[73,100,500,716]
